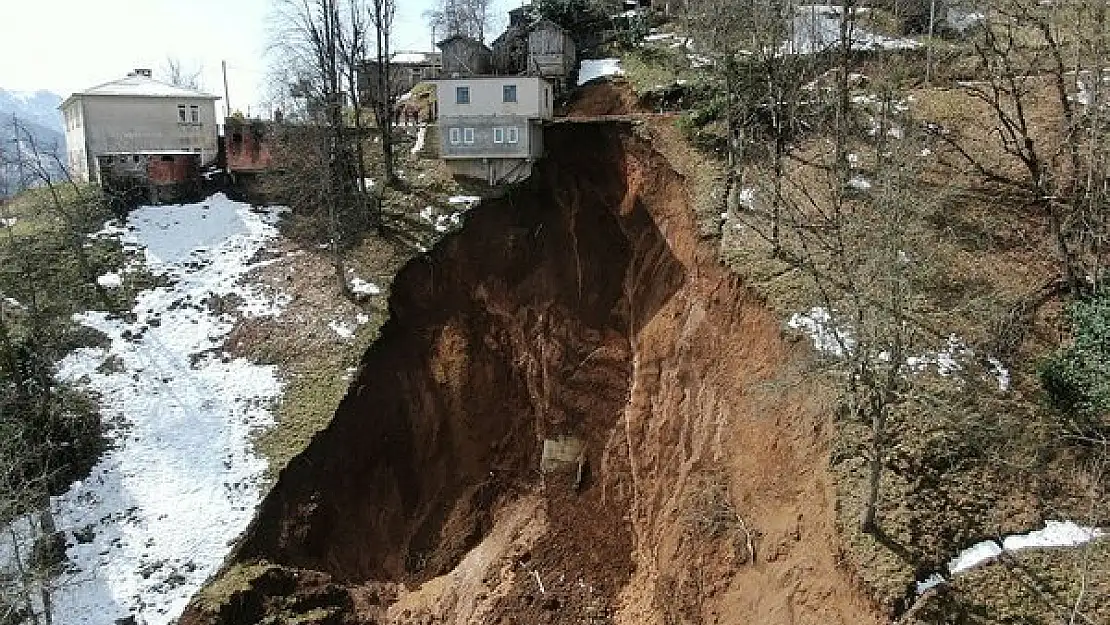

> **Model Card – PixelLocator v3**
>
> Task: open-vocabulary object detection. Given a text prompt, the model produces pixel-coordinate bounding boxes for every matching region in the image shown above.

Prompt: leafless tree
[937,0,1110,296]
[161,57,203,90]
[369,0,398,187]
[425,0,494,44]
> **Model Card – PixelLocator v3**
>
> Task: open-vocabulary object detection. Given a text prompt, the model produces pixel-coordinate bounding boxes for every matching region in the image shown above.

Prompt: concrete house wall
[435,76,553,185]
[437,76,553,120]
[61,73,219,183]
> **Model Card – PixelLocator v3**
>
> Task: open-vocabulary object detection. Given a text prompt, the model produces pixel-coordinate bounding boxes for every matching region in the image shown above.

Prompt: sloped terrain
[180,118,880,625]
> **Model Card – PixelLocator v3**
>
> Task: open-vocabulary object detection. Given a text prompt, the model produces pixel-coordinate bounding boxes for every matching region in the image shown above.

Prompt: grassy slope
[617,19,1108,624]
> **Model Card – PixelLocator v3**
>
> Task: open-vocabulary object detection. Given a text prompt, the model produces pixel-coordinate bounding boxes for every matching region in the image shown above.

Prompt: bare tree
[370,0,398,187]
[936,0,1110,297]
[424,0,493,43]
[161,57,203,89]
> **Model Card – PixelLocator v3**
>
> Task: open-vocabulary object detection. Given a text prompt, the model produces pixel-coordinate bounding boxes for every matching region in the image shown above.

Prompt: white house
[435,75,554,185]
[60,69,220,182]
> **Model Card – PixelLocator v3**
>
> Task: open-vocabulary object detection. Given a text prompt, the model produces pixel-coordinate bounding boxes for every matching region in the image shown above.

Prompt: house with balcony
[60,69,220,184]
[436,75,554,186]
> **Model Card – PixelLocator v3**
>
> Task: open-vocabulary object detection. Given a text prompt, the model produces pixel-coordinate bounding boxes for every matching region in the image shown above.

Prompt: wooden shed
[438,35,492,77]
[527,19,577,89]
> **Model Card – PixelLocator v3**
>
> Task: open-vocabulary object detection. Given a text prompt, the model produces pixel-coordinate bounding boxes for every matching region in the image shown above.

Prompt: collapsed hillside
[180,120,880,624]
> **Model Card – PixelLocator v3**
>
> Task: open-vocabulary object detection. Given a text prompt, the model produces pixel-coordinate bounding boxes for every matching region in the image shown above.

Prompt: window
[463,127,475,144]
[507,126,519,144]
[449,127,461,145]
[178,104,187,122]
[132,155,140,163]
[232,132,244,144]
[503,84,517,103]
[190,105,199,123]
[161,155,174,162]
[455,86,470,104]
[545,88,550,111]
[493,127,504,144]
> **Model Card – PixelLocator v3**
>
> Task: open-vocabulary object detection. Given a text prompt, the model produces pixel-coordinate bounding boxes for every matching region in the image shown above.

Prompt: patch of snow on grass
[987,357,1010,391]
[448,195,480,206]
[948,539,1003,574]
[907,335,970,377]
[350,277,381,296]
[96,272,122,288]
[578,59,624,86]
[1,217,16,227]
[1002,520,1103,551]
[329,319,356,339]
[787,307,855,356]
[411,126,427,155]
[848,176,872,190]
[918,520,1104,594]
[47,194,286,625]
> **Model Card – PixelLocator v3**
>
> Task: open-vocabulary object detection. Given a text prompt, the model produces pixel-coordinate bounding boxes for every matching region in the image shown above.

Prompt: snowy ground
[578,59,624,86]
[918,521,1104,594]
[45,194,289,625]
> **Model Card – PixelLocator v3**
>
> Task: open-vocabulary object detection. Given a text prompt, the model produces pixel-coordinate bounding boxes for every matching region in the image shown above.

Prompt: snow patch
[411,126,427,155]
[350,277,381,296]
[787,307,855,356]
[848,175,872,190]
[917,520,1104,594]
[96,272,123,288]
[578,59,624,86]
[43,194,287,625]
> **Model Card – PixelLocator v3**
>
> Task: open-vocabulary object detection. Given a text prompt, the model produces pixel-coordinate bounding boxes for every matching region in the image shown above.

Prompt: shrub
[1039,295,1110,434]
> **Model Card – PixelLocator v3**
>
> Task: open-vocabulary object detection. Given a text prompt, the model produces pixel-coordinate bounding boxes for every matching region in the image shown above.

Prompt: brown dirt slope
[180,101,879,625]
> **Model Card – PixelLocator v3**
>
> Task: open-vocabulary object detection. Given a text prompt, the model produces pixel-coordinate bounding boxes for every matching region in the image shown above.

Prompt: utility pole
[222,60,232,118]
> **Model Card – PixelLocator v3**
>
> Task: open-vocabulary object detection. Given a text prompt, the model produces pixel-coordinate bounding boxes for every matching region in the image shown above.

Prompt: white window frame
[189,105,199,123]
[493,127,504,144]
[178,104,187,123]
[507,126,519,144]
[463,127,475,144]
[449,127,461,145]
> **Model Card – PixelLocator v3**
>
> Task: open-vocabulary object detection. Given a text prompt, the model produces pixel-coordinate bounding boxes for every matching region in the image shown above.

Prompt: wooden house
[357,52,441,106]
[438,35,492,77]
[527,19,577,91]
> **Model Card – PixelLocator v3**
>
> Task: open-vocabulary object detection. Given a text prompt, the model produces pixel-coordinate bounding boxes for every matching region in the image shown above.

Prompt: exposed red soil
[180,110,880,625]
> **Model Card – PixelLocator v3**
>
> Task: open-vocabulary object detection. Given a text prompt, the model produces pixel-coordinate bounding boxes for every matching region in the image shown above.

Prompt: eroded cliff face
[181,122,879,625]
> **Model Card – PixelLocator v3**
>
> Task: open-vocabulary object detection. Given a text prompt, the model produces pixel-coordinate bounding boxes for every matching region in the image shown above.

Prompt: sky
[0,0,518,118]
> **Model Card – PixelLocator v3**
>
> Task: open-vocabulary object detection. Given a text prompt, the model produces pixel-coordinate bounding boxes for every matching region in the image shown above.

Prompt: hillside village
[1,1,1109,625]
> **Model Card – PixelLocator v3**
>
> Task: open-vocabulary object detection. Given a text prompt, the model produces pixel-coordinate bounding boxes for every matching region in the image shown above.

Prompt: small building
[60,69,220,183]
[527,19,577,92]
[357,51,441,106]
[435,75,554,185]
[224,117,273,174]
[438,35,492,77]
[97,151,201,207]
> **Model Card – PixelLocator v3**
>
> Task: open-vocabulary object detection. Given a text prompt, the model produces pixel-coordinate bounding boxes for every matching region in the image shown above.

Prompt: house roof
[392,51,440,65]
[436,34,491,52]
[63,72,219,106]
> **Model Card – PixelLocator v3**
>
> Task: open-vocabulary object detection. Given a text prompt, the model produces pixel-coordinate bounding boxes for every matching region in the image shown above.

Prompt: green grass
[192,561,279,613]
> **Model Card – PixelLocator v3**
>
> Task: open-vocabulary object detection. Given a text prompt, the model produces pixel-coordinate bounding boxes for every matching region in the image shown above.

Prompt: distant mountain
[0,88,66,196]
